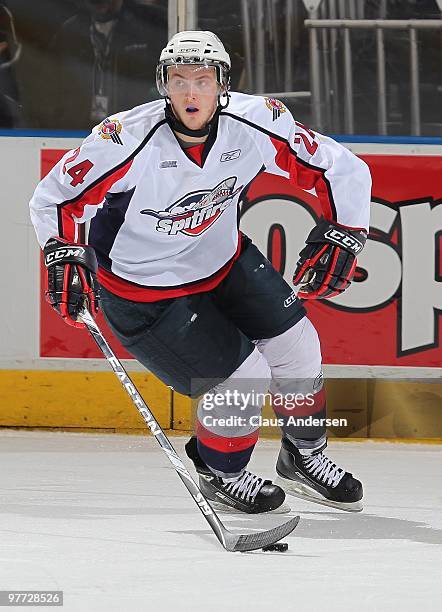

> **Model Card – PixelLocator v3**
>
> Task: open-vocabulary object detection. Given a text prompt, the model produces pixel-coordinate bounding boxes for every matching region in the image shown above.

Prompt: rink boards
[0,134,441,437]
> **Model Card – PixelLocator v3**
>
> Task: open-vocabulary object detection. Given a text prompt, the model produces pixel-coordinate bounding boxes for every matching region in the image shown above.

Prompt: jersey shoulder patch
[223,91,294,139]
[92,100,166,145]
[263,97,287,121]
[97,117,124,145]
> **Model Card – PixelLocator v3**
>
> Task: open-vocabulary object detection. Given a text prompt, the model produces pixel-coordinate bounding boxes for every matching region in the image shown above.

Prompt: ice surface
[0,431,440,611]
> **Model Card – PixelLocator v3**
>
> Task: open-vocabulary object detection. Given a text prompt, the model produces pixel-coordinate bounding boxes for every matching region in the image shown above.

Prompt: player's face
[167,65,219,132]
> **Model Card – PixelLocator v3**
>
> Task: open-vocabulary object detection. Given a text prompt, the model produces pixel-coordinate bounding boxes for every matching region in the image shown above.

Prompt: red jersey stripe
[270,136,336,222]
[97,233,242,302]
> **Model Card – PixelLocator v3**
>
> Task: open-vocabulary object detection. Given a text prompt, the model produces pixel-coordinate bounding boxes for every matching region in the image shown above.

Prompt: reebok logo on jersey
[159,160,178,168]
[220,149,241,162]
[140,177,243,237]
[265,97,286,121]
[98,117,123,145]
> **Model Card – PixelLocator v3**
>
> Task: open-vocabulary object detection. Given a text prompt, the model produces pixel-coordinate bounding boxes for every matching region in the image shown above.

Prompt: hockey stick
[79,307,300,552]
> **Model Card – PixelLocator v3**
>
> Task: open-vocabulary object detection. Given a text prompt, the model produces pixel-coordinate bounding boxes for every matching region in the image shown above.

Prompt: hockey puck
[261,542,288,552]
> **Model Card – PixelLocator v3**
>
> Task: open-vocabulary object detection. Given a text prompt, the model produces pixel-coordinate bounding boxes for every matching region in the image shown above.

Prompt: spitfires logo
[140,177,243,236]
[98,117,123,144]
[265,97,287,121]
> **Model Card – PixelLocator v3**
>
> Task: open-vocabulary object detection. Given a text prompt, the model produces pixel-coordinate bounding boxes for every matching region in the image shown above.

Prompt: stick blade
[224,515,300,552]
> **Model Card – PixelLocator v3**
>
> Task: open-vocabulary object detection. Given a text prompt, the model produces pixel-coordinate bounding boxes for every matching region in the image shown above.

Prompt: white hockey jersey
[29,92,371,301]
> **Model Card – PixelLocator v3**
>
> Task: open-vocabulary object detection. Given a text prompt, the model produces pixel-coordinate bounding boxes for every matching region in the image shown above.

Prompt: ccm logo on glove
[44,246,86,265]
[323,228,365,254]
[43,237,100,328]
[293,218,367,300]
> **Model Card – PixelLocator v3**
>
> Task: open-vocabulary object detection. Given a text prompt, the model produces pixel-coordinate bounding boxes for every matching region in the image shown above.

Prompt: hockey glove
[43,237,100,328]
[293,218,367,299]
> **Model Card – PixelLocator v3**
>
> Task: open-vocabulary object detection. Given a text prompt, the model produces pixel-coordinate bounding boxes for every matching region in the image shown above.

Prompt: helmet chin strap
[165,103,211,138]
[165,92,230,138]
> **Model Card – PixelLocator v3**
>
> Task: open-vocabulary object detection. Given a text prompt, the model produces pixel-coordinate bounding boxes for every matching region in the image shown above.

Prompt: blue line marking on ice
[0,129,89,138]
[331,134,442,145]
[1,129,442,145]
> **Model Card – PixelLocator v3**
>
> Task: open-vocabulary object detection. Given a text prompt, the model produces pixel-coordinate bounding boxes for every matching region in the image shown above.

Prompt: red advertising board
[40,148,442,368]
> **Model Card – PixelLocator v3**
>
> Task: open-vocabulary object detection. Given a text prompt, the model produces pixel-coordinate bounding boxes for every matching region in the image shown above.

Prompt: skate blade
[209,499,292,515]
[275,477,363,513]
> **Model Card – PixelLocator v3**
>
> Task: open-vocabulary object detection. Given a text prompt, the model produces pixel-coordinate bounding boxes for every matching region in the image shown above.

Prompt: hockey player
[30,31,371,515]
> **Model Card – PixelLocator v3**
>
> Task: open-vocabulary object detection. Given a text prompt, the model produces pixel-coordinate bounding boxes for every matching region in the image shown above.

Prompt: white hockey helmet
[156,30,231,97]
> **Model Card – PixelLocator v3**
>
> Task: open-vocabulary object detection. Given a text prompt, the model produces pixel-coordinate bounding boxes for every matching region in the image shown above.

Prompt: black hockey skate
[275,437,363,512]
[185,437,290,514]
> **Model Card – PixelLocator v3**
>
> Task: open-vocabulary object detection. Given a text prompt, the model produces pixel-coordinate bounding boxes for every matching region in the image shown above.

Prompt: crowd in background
[5,0,168,130]
[1,0,441,134]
